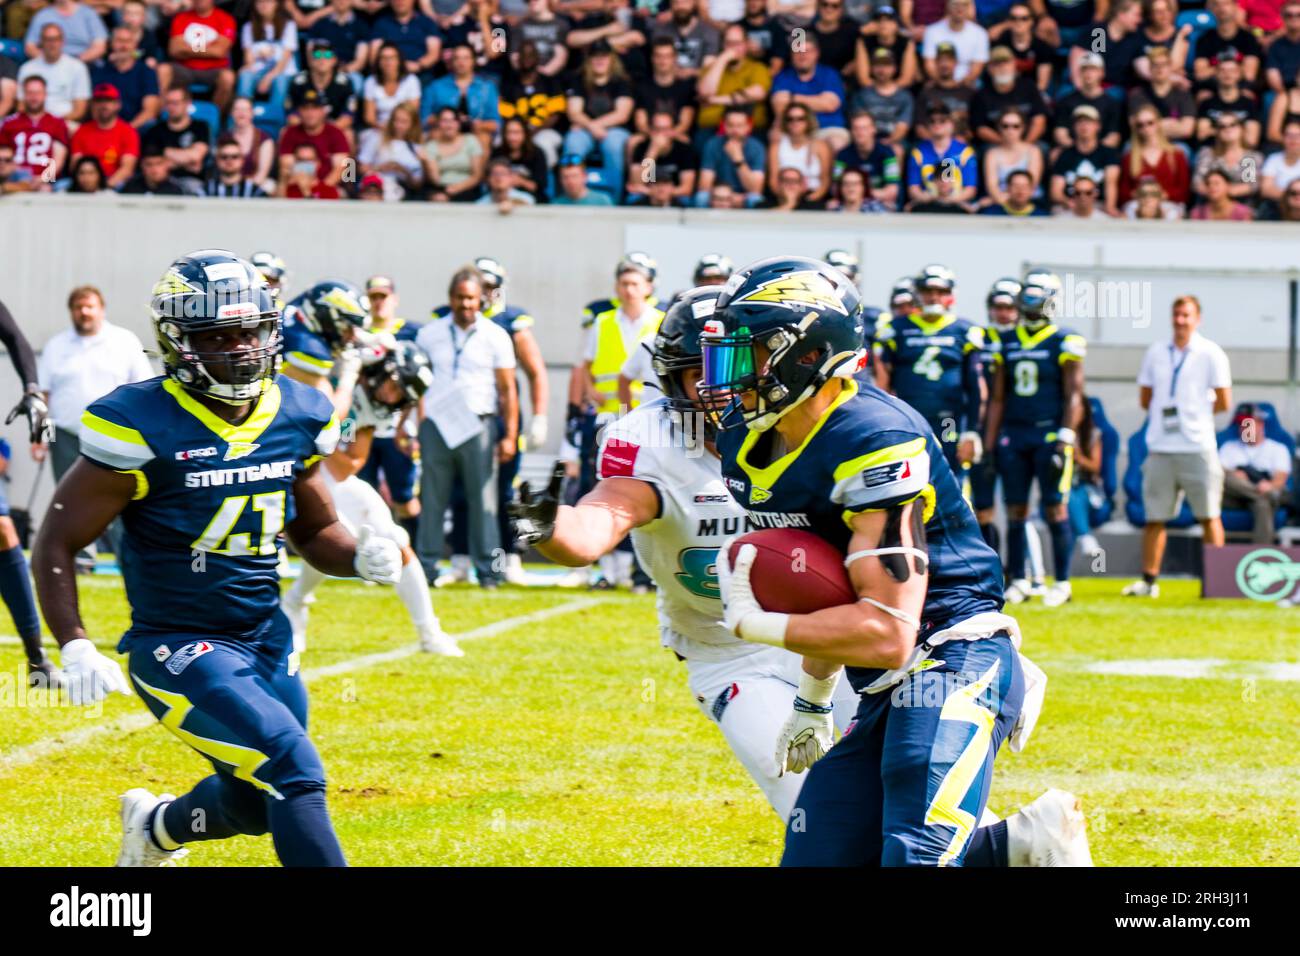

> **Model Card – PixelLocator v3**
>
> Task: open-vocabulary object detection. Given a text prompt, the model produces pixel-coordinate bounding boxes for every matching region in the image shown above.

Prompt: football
[726,529,856,614]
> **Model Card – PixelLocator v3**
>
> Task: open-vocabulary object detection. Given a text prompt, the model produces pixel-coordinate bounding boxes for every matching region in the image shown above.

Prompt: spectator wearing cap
[91,26,161,131]
[0,76,69,182]
[509,0,571,79]
[833,111,900,207]
[563,43,635,199]
[368,0,443,79]
[1050,104,1121,214]
[282,141,343,197]
[987,3,1055,92]
[1127,46,1196,145]
[306,0,372,76]
[69,83,138,188]
[1068,0,1144,90]
[1218,405,1292,543]
[737,0,788,74]
[969,45,1047,145]
[649,0,722,82]
[696,24,771,135]
[358,173,386,199]
[979,167,1047,214]
[769,102,831,203]
[1194,0,1262,86]
[810,0,863,76]
[913,42,973,140]
[771,33,848,152]
[1190,167,1254,219]
[17,24,90,123]
[278,85,351,190]
[1261,119,1300,202]
[359,101,425,199]
[119,144,186,194]
[237,0,300,110]
[422,105,486,201]
[289,39,358,136]
[1197,53,1261,149]
[424,43,502,152]
[695,106,765,206]
[158,0,237,112]
[145,86,210,181]
[205,132,269,197]
[627,109,698,204]
[477,156,538,209]
[921,0,988,86]
[1119,103,1190,207]
[23,0,106,63]
[553,154,614,204]
[1191,111,1261,208]
[849,47,913,148]
[1053,52,1123,148]
[497,41,567,167]
[905,101,977,206]
[854,6,918,89]
[363,42,423,130]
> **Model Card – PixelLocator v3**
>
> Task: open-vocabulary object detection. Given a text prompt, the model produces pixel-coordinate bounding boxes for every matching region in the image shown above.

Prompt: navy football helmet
[824,249,859,282]
[616,251,657,282]
[362,340,434,411]
[298,279,372,348]
[700,256,864,432]
[1019,271,1062,329]
[474,256,508,306]
[889,276,916,316]
[986,277,1022,329]
[653,285,724,428]
[250,251,287,287]
[149,249,281,404]
[693,253,734,286]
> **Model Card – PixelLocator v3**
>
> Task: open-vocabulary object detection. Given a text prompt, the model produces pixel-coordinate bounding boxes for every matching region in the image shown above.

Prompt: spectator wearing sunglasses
[1054,176,1109,219]
[1123,176,1183,219]
[1274,179,1300,220]
[1197,52,1261,150]
[1119,103,1190,208]
[986,4,1054,92]
[1190,167,1254,219]
[768,103,832,203]
[1261,119,1300,202]
[205,133,269,197]
[981,105,1041,205]
[1132,0,1191,84]
[1127,46,1196,145]
[1191,112,1261,206]
[288,39,358,137]
[1050,104,1121,215]
[1053,52,1123,149]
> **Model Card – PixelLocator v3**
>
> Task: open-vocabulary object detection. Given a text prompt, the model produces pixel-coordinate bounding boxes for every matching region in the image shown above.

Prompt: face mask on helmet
[363,345,434,411]
[652,288,721,443]
[918,285,951,317]
[160,314,282,403]
[304,281,372,349]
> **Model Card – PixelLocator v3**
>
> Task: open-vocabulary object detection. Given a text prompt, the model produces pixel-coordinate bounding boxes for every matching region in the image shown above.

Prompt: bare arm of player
[533,477,660,567]
[325,425,374,481]
[512,327,550,417]
[1060,357,1084,434]
[33,461,137,648]
[781,506,926,671]
[983,359,1006,454]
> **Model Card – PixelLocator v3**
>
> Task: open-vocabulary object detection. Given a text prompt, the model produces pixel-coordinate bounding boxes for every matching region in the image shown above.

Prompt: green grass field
[0,574,1296,866]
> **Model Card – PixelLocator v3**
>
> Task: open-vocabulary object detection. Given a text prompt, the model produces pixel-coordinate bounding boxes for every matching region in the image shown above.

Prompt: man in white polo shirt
[414,266,519,590]
[1124,295,1232,597]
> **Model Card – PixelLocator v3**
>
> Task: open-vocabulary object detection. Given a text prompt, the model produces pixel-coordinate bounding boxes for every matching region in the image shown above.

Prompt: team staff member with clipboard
[1123,295,1232,599]
[414,266,519,590]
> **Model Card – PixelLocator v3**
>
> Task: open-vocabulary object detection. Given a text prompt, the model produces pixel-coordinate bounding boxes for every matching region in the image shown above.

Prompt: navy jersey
[281,295,335,377]
[874,313,984,434]
[80,375,340,644]
[384,318,424,343]
[716,380,1003,692]
[994,324,1086,431]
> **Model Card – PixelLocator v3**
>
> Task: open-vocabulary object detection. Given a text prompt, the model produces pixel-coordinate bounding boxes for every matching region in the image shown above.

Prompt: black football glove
[6,388,52,445]
[509,460,567,546]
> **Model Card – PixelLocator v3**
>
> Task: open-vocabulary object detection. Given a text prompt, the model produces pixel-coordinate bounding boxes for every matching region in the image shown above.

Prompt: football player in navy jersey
[971,277,1022,556]
[701,255,1090,867]
[32,252,403,867]
[872,264,986,474]
[983,272,1087,608]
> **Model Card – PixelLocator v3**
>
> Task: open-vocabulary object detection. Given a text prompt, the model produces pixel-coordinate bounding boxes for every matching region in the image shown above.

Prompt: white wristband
[1055,427,1077,445]
[797,669,840,708]
[739,610,790,647]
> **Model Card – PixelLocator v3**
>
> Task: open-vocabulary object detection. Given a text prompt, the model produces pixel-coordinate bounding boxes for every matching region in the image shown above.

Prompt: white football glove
[353,525,402,585]
[776,670,840,775]
[60,638,130,706]
[526,414,548,451]
[715,541,789,647]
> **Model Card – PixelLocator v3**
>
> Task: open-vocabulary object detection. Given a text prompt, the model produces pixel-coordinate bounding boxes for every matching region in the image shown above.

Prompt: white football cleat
[419,625,464,657]
[1008,789,1094,867]
[1042,581,1072,607]
[553,567,591,589]
[1121,579,1160,598]
[115,789,188,867]
[503,553,529,586]
[1003,578,1033,604]
[434,555,473,588]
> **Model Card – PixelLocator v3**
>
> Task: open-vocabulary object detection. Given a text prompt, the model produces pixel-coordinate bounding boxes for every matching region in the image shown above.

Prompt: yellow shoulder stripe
[831,437,927,484]
[81,411,148,447]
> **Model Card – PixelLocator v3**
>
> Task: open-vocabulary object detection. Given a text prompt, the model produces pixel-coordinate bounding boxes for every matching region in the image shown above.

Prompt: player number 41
[191,491,286,556]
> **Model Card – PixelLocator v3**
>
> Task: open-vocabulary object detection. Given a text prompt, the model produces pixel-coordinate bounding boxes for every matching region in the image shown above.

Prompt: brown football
[727,529,856,614]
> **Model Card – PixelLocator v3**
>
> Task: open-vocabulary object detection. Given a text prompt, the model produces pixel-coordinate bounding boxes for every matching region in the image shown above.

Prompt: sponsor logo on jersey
[862,460,911,488]
[599,439,640,479]
[223,441,262,461]
[732,270,849,317]
[164,641,213,676]
[710,682,740,722]
[749,486,772,505]
[152,645,171,662]
[175,446,218,461]
[697,512,812,537]
[725,477,746,495]
[694,494,731,504]
[184,460,295,488]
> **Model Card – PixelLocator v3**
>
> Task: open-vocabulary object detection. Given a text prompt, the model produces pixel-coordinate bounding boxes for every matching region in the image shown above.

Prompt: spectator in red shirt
[278,87,351,189]
[70,83,140,188]
[158,0,237,111]
[0,75,69,182]
[283,142,342,198]
[1118,103,1189,206]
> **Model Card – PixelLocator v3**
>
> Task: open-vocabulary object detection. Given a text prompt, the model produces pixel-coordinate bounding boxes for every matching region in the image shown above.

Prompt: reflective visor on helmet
[699,328,759,430]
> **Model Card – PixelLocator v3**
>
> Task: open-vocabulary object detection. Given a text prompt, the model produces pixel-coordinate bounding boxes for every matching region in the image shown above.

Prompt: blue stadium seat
[0,38,24,64]
[188,101,221,149]
[1178,11,1216,73]
[1088,396,1120,527]
[1216,402,1296,535]
[1123,425,1197,529]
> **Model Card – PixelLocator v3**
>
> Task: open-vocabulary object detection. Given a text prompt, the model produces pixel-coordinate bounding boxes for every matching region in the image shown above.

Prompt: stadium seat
[1123,425,1197,529]
[1178,11,1216,73]
[1216,402,1296,535]
[0,38,24,64]
[1089,396,1120,527]
[188,101,221,149]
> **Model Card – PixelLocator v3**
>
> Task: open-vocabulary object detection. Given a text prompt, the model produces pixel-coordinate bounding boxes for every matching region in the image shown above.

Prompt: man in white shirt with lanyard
[1125,295,1232,597]
[414,266,519,589]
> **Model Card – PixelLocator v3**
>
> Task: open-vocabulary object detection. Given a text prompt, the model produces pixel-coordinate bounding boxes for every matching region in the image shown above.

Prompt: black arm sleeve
[0,300,39,391]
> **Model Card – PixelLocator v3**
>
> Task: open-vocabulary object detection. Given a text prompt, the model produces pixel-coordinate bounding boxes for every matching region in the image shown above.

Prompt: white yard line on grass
[0,596,603,777]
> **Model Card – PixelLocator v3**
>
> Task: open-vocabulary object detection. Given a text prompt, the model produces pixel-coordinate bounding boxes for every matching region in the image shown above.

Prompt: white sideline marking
[1076,658,1300,682]
[0,596,602,776]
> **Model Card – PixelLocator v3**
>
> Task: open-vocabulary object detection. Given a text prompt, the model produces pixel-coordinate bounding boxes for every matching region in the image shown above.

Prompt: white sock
[288,562,326,605]
[614,550,634,585]
[1005,810,1032,867]
[597,552,618,584]
[397,559,438,631]
[150,801,181,852]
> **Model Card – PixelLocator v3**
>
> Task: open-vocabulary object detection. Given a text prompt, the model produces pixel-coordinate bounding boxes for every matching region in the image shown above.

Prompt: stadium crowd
[2,0,1300,216]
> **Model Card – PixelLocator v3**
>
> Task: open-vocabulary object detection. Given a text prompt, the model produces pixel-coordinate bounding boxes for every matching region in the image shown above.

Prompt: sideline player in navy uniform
[700,255,1090,867]
[971,277,1021,556]
[983,271,1087,608]
[32,251,403,867]
[872,264,986,474]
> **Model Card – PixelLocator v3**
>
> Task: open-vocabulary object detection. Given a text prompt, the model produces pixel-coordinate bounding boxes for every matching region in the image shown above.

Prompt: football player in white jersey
[512,287,1091,864]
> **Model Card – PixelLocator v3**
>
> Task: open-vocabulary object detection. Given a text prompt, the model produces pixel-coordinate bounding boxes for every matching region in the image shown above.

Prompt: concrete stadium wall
[1,193,1298,522]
